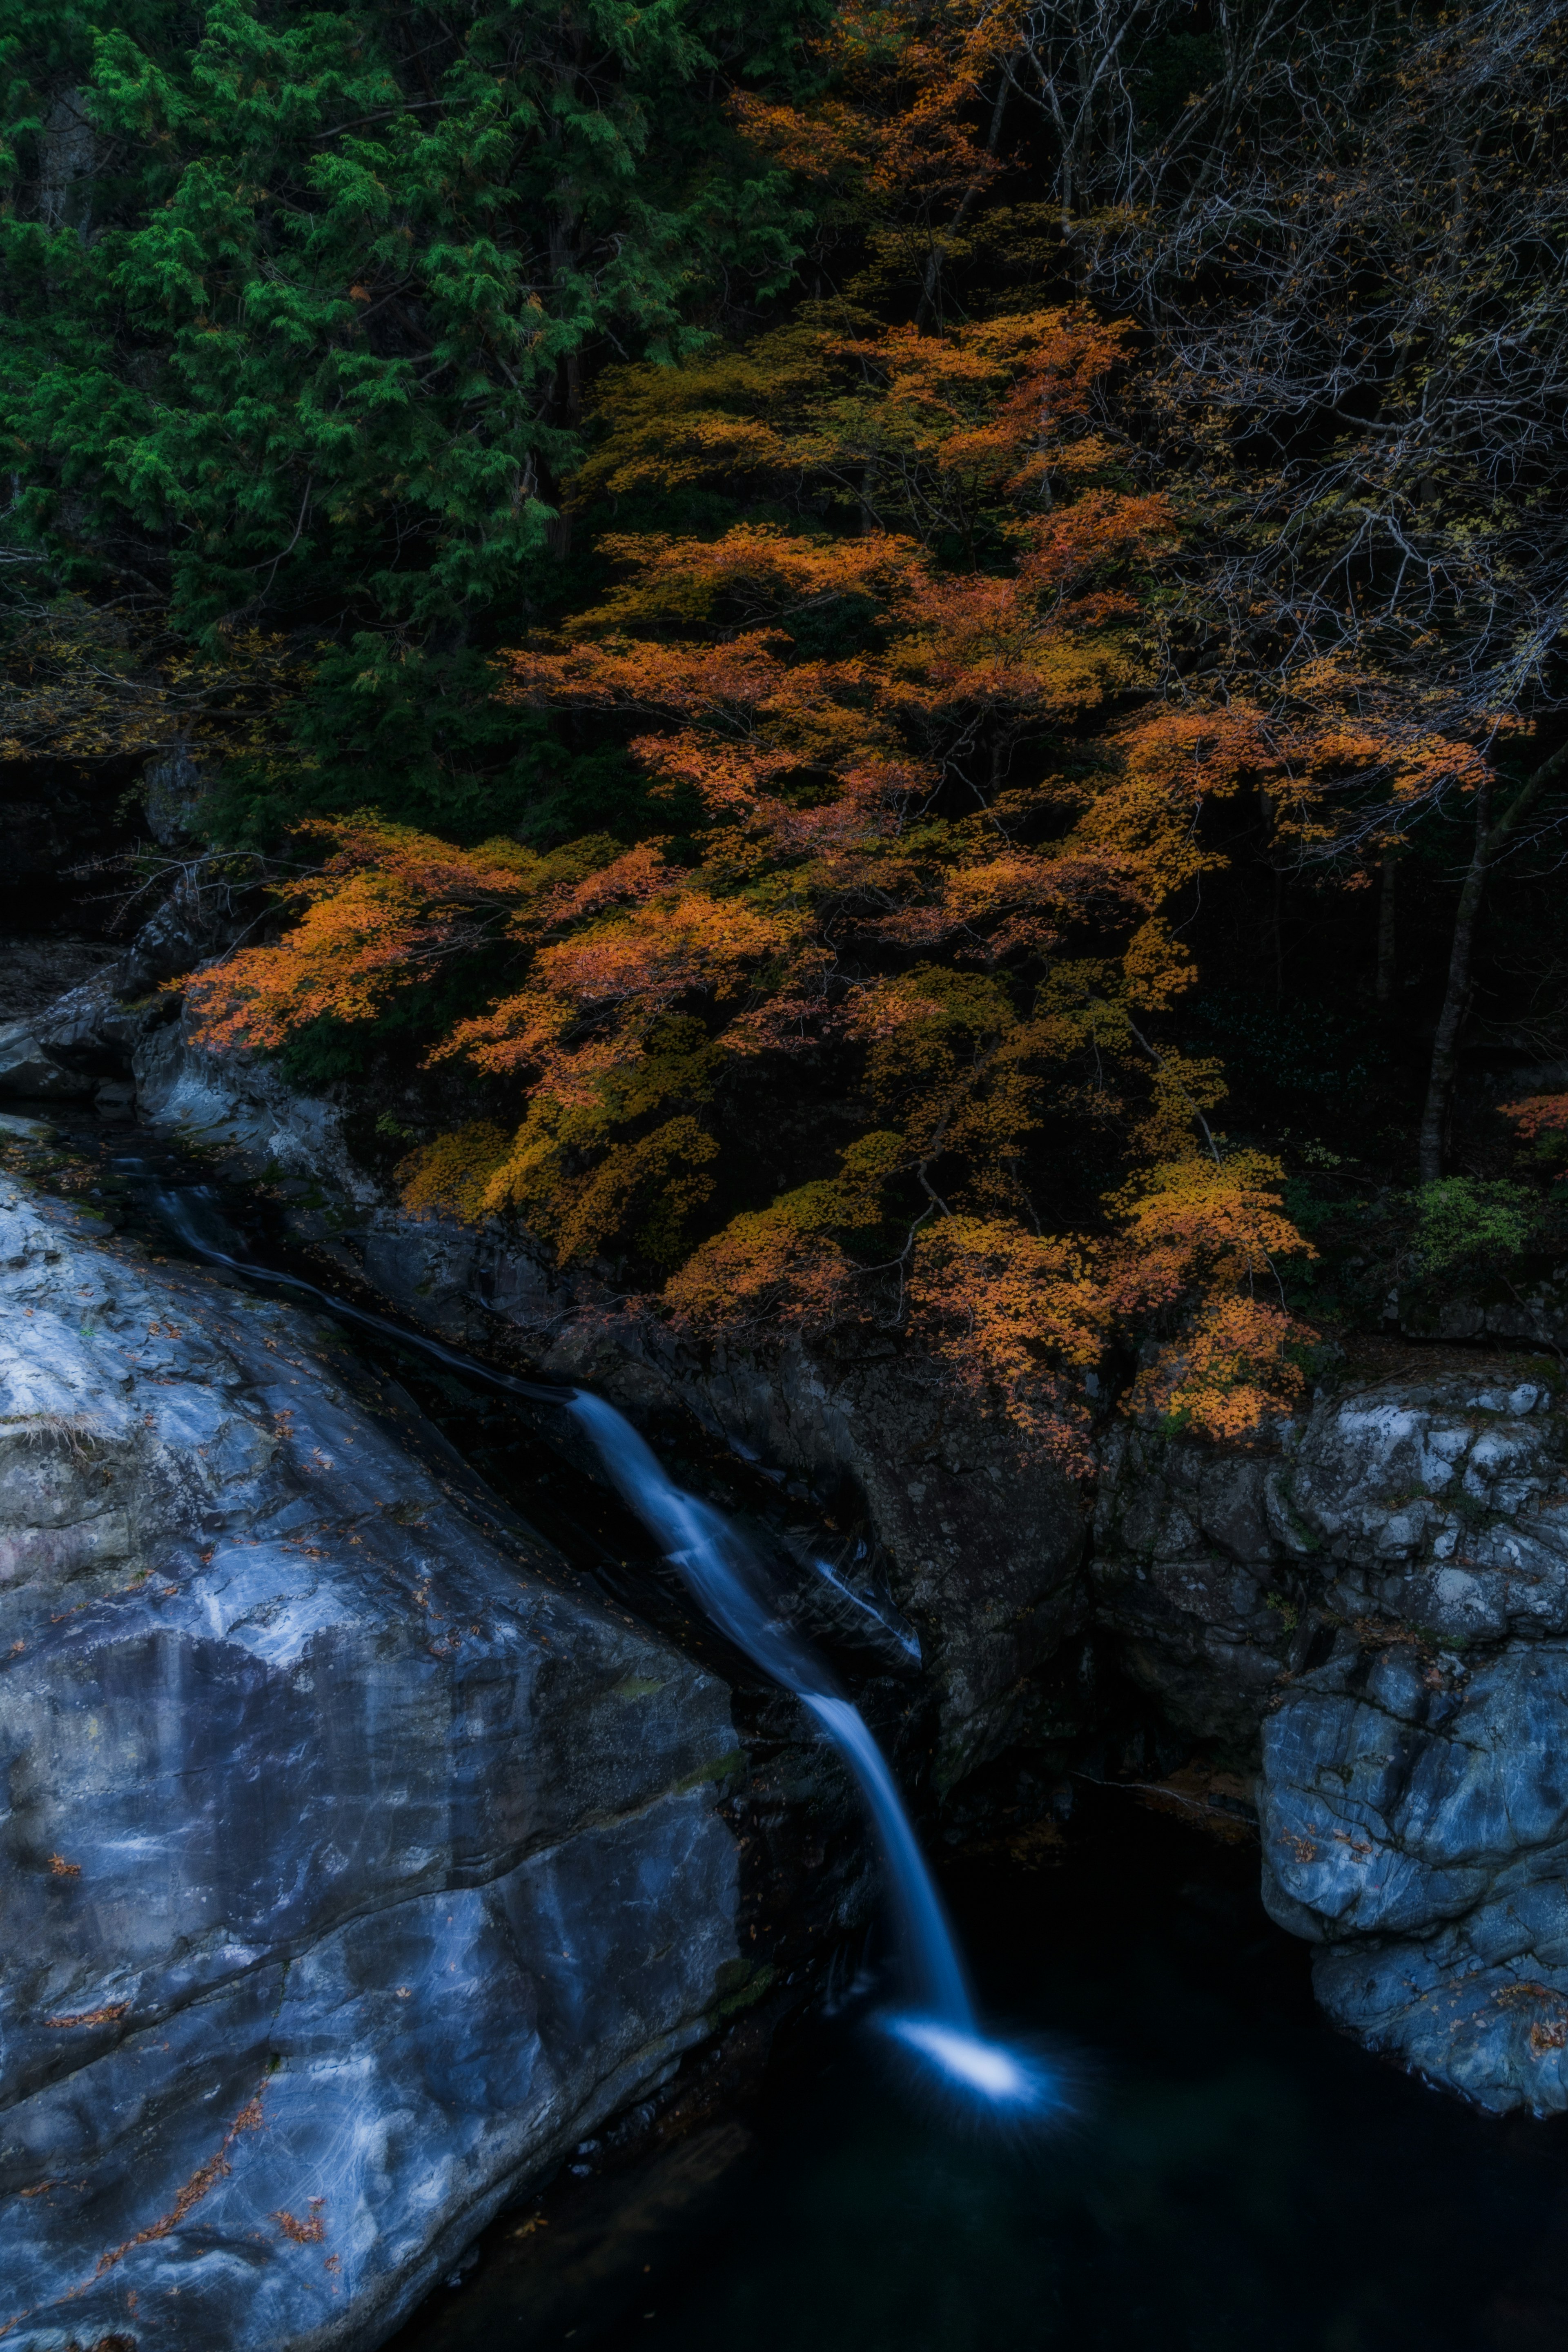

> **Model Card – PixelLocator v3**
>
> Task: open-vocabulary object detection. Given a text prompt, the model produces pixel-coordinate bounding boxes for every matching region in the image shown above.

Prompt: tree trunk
[1417,739,1568,1181]
[915,67,1011,326]
[1375,856,1397,1006]
[1417,797,1488,1184]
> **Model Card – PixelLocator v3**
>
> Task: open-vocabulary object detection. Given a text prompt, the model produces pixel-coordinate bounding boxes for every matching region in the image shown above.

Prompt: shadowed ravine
[145,1174,1051,2114]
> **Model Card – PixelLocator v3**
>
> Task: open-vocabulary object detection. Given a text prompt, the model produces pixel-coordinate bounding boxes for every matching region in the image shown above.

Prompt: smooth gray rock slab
[0,1182,742,2350]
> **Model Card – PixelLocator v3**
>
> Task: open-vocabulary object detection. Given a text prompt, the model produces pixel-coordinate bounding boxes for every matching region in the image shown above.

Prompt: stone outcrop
[0,1018,98,1100]
[0,869,254,1112]
[1097,1365,1568,2114]
[1265,1637,1568,2114]
[141,747,213,847]
[134,998,382,1210]
[0,1176,750,2350]
[1091,1417,1312,1748]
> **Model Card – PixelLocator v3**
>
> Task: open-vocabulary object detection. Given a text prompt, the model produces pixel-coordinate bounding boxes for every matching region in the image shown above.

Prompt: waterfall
[142,1175,1050,2109]
[564,1396,970,2020]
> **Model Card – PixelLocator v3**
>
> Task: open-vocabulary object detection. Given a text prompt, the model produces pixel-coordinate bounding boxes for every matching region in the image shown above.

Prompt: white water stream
[147,1177,1049,2109]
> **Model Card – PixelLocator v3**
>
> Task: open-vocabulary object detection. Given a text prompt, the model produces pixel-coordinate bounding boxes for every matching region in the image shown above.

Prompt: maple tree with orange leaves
[1501,1096,1568,1144]
[165,0,1558,1463]
[187,298,1390,1458]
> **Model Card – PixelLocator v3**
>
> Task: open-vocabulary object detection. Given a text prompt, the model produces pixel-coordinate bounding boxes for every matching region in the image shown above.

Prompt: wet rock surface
[134,995,381,1210]
[22,934,1568,2123]
[0,1176,747,2350]
[1098,1365,1568,2112]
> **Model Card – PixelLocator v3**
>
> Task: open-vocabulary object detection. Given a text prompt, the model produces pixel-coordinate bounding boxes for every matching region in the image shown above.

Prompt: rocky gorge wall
[1096,1369,1568,2114]
[9,922,1568,2352]
[115,994,1568,2118]
[0,1172,757,2351]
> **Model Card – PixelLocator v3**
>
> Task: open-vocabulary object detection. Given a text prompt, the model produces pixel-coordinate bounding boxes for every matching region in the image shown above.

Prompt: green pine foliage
[0,0,816,837]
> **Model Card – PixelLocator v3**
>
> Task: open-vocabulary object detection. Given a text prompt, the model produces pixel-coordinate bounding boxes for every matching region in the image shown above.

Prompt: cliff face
[0,1178,745,2351]
[1096,1369,1568,2115]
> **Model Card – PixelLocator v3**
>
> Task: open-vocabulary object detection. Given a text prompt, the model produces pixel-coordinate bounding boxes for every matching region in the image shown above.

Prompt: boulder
[0,964,165,1096]
[1099,1364,1568,2112]
[24,970,165,1079]
[1261,1637,1568,2112]
[0,1179,746,2350]
[135,1007,380,1209]
[0,1018,96,1100]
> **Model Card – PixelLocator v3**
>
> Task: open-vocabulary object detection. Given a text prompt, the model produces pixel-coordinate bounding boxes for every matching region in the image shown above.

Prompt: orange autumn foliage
[1501,1095,1568,1141]
[184,302,1372,1456]
[185,821,587,1052]
[908,1217,1106,1462]
[1127,1296,1307,1441]
[731,0,1020,237]
[574,306,1130,524]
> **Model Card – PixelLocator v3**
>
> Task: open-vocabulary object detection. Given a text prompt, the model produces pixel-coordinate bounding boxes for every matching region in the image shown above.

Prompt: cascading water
[140,1171,1052,2112]
[563,1393,1048,2105]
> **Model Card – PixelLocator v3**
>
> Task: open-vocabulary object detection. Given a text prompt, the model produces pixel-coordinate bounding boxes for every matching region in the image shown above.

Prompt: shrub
[1410,1178,1537,1276]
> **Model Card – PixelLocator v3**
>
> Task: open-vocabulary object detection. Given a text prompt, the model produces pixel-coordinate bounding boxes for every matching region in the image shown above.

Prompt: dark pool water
[398,1791,1568,2352]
